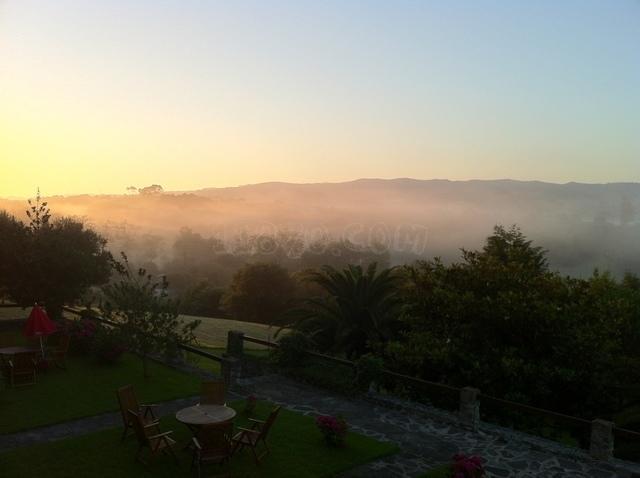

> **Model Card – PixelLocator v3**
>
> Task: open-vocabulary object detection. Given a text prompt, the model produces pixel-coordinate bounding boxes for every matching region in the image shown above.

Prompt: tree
[138,184,164,195]
[102,255,200,378]
[223,263,297,326]
[0,194,113,318]
[284,263,401,358]
[0,211,28,299]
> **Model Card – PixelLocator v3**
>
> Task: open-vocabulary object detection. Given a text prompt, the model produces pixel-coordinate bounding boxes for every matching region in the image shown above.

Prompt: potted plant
[245,394,257,415]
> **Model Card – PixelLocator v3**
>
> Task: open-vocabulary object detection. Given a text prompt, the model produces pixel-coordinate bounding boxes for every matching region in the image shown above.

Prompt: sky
[1,0,639,197]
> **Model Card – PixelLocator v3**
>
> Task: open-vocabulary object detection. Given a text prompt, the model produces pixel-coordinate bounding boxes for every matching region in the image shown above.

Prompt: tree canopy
[0,196,113,318]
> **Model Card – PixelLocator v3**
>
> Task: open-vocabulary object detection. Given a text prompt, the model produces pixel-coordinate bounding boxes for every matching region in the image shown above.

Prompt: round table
[176,404,236,427]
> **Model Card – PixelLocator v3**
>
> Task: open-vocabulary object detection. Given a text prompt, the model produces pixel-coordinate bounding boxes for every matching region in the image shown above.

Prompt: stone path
[0,395,208,452]
[235,374,640,478]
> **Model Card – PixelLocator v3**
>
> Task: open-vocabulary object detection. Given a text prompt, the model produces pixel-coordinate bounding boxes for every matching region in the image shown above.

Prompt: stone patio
[235,374,640,478]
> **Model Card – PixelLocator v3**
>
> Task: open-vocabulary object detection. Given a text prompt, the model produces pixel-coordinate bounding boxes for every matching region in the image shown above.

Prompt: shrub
[244,394,257,415]
[92,326,126,364]
[272,331,313,368]
[315,415,348,447]
[451,454,486,478]
[354,353,384,392]
[63,319,98,355]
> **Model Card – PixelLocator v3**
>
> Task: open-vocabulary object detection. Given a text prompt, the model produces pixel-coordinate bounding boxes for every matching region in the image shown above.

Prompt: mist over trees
[1,179,638,280]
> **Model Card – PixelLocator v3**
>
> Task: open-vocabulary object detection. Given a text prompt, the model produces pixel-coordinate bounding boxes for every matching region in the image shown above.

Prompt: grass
[183,314,286,349]
[0,306,28,321]
[0,353,200,434]
[419,466,450,477]
[0,400,398,478]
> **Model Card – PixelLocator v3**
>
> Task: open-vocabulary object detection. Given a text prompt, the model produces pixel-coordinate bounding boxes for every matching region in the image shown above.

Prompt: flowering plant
[315,415,348,447]
[451,453,486,478]
[93,326,126,364]
[63,319,97,355]
[245,394,257,414]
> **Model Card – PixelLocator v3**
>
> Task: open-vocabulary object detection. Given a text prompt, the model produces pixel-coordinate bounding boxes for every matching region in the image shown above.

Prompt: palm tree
[283,263,401,358]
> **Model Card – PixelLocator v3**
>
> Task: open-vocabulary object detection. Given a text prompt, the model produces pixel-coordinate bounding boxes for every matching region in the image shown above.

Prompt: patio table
[176,404,236,427]
[176,404,237,449]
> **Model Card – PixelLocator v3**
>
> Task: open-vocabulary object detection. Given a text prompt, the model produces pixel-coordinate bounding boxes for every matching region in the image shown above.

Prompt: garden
[0,399,398,478]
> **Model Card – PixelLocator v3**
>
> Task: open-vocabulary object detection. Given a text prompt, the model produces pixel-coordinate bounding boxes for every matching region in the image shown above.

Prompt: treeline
[134,228,389,318]
[284,226,640,432]
[2,200,639,433]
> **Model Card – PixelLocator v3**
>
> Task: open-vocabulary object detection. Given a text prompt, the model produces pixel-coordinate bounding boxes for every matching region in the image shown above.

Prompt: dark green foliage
[102,255,200,377]
[0,197,113,318]
[272,331,313,368]
[354,353,384,392]
[388,225,640,420]
[284,360,359,396]
[179,280,225,317]
[223,262,297,326]
[285,263,401,358]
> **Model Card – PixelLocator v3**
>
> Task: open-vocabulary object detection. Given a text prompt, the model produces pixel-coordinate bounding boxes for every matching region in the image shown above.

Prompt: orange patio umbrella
[24,303,57,357]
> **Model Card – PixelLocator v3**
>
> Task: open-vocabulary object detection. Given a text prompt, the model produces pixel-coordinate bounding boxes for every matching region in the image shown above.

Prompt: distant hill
[1,178,639,276]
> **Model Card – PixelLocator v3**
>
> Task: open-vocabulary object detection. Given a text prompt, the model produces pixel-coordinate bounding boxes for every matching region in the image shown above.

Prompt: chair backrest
[127,409,149,446]
[194,421,233,456]
[259,406,281,440]
[200,380,225,405]
[10,353,35,373]
[117,385,139,426]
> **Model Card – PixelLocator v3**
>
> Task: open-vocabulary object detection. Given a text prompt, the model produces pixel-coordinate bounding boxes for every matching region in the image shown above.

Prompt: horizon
[4,176,640,200]
[2,1,639,197]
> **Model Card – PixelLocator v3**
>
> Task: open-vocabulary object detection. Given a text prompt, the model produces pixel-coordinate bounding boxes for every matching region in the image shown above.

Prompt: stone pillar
[227,330,245,357]
[459,387,480,432]
[590,419,614,461]
[221,356,241,387]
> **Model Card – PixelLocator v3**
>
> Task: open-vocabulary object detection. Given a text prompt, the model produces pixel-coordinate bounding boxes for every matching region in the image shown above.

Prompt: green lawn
[0,400,398,478]
[419,466,450,477]
[183,314,286,349]
[0,353,200,434]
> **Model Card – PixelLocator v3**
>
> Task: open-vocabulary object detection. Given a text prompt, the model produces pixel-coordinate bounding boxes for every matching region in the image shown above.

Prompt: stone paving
[0,395,204,452]
[235,374,640,478]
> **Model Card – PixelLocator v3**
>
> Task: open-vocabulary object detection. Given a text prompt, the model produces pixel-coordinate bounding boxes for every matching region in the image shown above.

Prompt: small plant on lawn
[102,254,200,378]
[244,394,257,415]
[92,326,126,364]
[450,453,486,478]
[315,415,348,447]
[62,319,97,355]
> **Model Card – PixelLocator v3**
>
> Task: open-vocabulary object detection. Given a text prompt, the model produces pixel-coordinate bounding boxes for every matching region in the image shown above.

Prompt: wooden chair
[127,409,177,465]
[117,385,159,441]
[191,421,234,478]
[200,379,225,406]
[4,352,37,387]
[232,406,281,465]
[50,334,71,369]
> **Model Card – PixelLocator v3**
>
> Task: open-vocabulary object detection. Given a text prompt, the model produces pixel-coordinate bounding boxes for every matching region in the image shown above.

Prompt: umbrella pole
[40,336,45,359]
